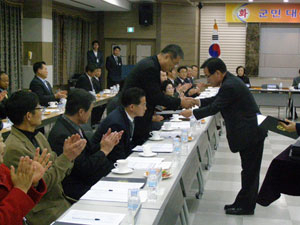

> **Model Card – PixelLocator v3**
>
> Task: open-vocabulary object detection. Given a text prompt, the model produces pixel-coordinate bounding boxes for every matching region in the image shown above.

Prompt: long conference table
[0,93,115,138]
[53,88,223,225]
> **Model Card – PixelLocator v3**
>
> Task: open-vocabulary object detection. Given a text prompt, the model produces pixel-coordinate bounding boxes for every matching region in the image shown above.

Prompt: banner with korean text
[226,3,300,23]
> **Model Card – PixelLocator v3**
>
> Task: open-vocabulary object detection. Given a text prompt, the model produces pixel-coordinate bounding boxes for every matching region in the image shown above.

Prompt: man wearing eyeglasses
[121,44,195,144]
[181,58,267,216]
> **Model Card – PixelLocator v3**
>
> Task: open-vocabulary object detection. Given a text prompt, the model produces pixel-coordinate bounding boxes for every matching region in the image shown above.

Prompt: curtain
[245,23,260,77]
[53,12,91,85]
[0,0,22,91]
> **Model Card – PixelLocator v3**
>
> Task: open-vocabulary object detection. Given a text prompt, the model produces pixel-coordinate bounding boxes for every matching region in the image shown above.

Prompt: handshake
[180,97,200,109]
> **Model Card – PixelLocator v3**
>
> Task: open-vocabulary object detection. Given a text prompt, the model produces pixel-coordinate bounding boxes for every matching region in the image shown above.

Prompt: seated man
[30,61,67,106]
[174,66,200,97]
[48,88,123,199]
[93,67,102,94]
[92,87,146,162]
[3,90,86,225]
[0,71,9,99]
[75,63,98,95]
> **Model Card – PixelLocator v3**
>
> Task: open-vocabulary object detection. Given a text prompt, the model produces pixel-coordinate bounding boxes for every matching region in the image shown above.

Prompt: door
[104,39,156,88]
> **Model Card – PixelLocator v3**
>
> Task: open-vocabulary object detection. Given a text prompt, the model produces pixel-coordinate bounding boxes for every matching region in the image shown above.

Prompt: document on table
[127,157,164,170]
[132,143,173,153]
[80,181,144,202]
[160,131,181,138]
[57,209,125,225]
[156,110,183,115]
[169,121,190,129]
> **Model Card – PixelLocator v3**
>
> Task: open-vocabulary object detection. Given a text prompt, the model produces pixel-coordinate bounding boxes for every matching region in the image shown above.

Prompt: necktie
[129,121,134,140]
[43,80,51,93]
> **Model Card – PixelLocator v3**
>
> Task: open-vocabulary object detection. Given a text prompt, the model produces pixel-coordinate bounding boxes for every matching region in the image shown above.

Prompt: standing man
[87,40,104,69]
[30,61,67,106]
[122,44,195,144]
[181,58,267,215]
[106,46,122,88]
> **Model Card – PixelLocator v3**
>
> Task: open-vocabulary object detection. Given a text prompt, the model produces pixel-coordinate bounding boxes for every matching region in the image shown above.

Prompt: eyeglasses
[170,57,179,68]
[206,71,216,78]
[35,106,45,112]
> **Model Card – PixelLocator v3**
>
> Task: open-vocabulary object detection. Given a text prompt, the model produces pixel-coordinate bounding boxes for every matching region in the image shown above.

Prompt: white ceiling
[54,0,300,12]
[54,0,155,11]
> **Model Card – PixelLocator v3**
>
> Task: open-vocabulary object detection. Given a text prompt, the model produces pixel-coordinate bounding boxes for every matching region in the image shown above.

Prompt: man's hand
[187,88,199,96]
[279,119,297,132]
[196,82,207,92]
[11,156,34,194]
[63,134,87,161]
[100,128,124,156]
[55,91,67,99]
[32,148,52,186]
[180,109,193,118]
[0,91,7,102]
[180,97,195,109]
[152,115,164,122]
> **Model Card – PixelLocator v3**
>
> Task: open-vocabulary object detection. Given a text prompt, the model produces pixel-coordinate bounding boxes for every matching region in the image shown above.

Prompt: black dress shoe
[225,207,254,215]
[224,203,236,210]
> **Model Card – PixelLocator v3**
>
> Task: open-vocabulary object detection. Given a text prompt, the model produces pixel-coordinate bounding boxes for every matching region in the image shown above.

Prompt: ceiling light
[248,0,253,2]
[284,0,289,2]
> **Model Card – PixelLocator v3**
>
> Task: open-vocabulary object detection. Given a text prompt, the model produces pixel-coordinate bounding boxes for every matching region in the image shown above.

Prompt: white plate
[170,119,182,122]
[111,168,133,174]
[149,137,164,141]
[161,127,176,131]
[138,152,157,157]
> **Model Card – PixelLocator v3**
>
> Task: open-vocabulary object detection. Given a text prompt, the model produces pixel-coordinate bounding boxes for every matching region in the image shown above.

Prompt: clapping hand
[32,148,52,186]
[10,156,34,193]
[100,128,124,156]
[63,134,87,161]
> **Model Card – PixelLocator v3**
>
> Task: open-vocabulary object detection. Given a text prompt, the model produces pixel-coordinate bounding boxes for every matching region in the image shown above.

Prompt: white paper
[160,131,181,138]
[58,209,125,225]
[169,122,190,129]
[2,122,11,129]
[80,181,144,202]
[127,157,164,170]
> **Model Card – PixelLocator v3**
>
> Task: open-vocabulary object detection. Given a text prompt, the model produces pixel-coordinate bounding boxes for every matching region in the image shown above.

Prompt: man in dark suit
[30,61,67,106]
[75,63,97,94]
[48,88,123,200]
[93,67,102,93]
[121,44,195,145]
[87,40,104,69]
[181,58,267,215]
[92,87,146,162]
[175,66,200,97]
[106,46,122,88]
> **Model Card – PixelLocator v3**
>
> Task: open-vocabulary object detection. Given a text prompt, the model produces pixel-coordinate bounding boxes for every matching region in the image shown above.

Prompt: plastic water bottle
[147,169,158,201]
[298,83,300,90]
[279,82,283,90]
[173,137,182,162]
[181,129,189,154]
[128,188,140,224]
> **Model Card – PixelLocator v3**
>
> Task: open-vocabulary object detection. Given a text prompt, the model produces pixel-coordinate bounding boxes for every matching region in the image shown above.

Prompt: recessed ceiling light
[284,0,289,2]
[249,0,253,2]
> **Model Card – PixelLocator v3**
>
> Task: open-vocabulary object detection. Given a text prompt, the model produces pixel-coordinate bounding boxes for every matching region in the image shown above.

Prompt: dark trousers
[107,76,119,88]
[91,105,106,126]
[233,138,265,210]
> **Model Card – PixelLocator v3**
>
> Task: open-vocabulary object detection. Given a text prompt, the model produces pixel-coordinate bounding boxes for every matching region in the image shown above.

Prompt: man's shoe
[224,203,236,210]
[225,207,254,215]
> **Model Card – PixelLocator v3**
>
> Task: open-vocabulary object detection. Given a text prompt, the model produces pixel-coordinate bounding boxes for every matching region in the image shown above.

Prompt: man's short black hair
[201,58,227,75]
[191,65,198,69]
[85,63,97,73]
[33,61,46,74]
[177,66,187,73]
[236,66,245,75]
[121,87,145,108]
[113,46,121,51]
[65,89,95,116]
[92,40,99,46]
[161,44,184,60]
[5,90,39,125]
[161,80,174,92]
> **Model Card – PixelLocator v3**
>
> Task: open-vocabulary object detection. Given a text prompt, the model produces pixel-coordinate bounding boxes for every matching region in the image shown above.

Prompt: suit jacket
[122,55,181,144]
[174,77,185,87]
[92,77,102,94]
[92,106,134,163]
[30,76,56,106]
[87,50,104,68]
[237,75,251,86]
[75,73,95,92]
[185,77,194,85]
[193,72,267,153]
[0,164,46,225]
[174,77,197,97]
[48,116,113,200]
[3,127,73,225]
[106,55,122,82]
[293,76,300,88]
